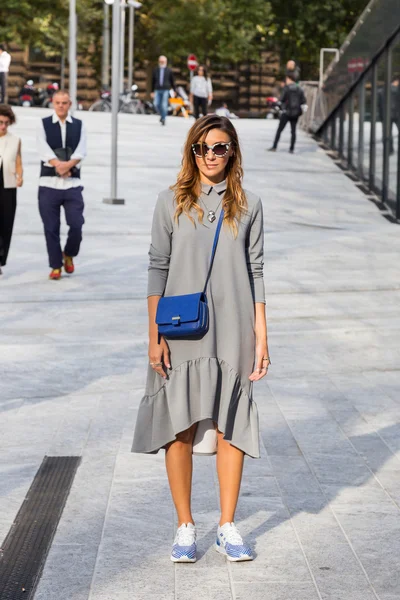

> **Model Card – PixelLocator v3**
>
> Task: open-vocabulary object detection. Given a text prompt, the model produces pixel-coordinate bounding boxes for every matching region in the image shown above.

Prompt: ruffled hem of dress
[131,357,260,459]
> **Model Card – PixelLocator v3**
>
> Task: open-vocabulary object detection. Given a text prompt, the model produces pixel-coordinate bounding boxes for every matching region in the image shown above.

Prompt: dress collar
[200,179,227,195]
[52,112,73,124]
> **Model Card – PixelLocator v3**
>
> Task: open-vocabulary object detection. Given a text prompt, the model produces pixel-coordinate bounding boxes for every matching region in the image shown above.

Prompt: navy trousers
[38,186,85,269]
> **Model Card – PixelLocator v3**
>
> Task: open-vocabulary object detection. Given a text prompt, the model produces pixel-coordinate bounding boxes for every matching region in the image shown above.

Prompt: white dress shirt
[0,51,11,73]
[37,112,87,190]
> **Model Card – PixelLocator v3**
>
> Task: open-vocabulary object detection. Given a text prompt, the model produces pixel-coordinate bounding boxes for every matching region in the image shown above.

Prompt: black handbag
[156,209,224,338]
[53,147,80,178]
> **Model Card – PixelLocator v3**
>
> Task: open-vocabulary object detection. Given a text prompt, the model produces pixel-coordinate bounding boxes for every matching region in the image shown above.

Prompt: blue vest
[40,116,82,178]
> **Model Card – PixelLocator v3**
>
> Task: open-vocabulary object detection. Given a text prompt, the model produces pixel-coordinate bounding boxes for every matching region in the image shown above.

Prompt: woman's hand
[249,340,271,381]
[250,303,270,381]
[16,174,23,187]
[148,336,171,380]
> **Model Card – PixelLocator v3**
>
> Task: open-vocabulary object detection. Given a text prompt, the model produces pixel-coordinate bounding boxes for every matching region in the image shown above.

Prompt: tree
[0,0,68,53]
[0,0,102,64]
[0,0,368,82]
[266,0,367,79]
[134,0,273,66]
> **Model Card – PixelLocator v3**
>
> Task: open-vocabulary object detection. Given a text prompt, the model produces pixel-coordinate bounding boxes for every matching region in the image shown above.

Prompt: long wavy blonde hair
[172,114,247,236]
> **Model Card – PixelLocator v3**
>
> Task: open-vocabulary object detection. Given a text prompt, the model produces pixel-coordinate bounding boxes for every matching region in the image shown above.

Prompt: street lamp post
[120,0,126,94]
[127,1,142,90]
[102,1,111,89]
[103,0,125,204]
[69,0,77,110]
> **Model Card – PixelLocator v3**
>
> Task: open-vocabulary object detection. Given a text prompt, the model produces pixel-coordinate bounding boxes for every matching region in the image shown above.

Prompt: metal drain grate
[0,456,81,600]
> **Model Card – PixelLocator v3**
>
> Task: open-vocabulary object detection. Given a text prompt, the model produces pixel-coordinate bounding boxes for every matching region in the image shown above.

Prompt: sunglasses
[192,142,233,158]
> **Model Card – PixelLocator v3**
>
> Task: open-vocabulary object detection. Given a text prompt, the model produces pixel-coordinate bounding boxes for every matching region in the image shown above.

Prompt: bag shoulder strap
[203,208,224,293]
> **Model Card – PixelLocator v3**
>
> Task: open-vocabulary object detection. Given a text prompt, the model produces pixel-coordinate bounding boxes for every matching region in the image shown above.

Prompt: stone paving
[1,108,400,600]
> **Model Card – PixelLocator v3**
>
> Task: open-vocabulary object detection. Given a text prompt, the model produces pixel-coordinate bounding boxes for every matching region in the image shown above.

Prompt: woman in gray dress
[132,114,270,563]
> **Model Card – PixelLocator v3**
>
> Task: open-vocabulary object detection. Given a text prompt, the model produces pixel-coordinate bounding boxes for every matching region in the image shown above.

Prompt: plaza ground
[1,109,400,600]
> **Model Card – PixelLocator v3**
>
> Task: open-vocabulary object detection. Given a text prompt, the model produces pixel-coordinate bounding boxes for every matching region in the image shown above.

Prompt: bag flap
[156,292,205,326]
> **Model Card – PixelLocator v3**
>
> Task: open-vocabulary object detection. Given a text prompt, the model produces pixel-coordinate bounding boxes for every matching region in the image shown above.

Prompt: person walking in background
[0,105,23,276]
[190,65,213,119]
[286,59,300,82]
[0,44,11,103]
[269,73,306,154]
[389,74,399,155]
[36,90,87,280]
[152,55,175,126]
[132,114,271,563]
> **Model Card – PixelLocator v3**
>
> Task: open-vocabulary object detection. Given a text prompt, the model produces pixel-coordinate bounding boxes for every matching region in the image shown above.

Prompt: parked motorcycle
[265,96,281,119]
[124,84,145,114]
[144,99,157,115]
[18,80,37,107]
[41,82,59,108]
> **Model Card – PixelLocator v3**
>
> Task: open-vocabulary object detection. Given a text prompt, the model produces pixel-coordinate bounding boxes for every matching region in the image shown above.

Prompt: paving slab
[0,109,399,599]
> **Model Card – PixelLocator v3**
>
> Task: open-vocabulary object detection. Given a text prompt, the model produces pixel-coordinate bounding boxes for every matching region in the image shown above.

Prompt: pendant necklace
[202,197,223,223]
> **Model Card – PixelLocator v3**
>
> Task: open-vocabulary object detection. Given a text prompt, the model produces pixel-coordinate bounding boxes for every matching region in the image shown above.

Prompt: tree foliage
[0,0,102,58]
[0,0,366,80]
[134,0,273,66]
[267,0,367,78]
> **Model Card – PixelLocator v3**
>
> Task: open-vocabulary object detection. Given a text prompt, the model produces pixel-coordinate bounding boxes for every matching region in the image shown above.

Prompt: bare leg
[216,429,245,525]
[165,423,197,527]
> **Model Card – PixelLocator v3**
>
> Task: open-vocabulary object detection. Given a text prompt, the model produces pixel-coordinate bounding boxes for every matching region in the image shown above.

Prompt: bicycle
[89,90,112,112]
[88,86,145,114]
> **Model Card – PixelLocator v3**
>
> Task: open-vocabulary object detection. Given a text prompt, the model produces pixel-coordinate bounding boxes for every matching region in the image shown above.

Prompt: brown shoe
[63,254,75,274]
[49,268,62,280]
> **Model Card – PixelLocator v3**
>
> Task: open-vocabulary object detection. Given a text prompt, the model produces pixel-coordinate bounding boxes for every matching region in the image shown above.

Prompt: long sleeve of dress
[246,198,265,304]
[147,194,173,297]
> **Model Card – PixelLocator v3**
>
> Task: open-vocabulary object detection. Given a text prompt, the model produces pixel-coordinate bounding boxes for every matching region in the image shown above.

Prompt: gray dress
[132,180,265,458]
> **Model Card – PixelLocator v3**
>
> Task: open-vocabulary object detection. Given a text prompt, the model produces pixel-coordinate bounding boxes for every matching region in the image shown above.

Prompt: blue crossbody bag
[156,209,225,339]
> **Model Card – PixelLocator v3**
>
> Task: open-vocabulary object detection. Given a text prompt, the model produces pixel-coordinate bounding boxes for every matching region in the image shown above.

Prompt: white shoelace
[220,522,244,545]
[175,523,196,546]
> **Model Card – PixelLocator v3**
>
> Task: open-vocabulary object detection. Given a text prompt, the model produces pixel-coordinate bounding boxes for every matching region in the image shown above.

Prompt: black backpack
[284,84,304,118]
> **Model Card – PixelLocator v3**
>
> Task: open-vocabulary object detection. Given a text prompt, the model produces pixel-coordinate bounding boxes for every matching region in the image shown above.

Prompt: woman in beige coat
[0,104,23,275]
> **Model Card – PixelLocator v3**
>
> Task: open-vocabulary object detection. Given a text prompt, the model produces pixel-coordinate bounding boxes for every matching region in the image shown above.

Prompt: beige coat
[0,132,20,189]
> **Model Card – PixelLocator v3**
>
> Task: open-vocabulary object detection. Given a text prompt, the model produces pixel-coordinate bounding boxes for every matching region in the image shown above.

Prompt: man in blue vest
[36,90,87,280]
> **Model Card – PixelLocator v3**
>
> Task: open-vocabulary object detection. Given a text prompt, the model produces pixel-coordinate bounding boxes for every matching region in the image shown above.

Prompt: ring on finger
[150,362,162,367]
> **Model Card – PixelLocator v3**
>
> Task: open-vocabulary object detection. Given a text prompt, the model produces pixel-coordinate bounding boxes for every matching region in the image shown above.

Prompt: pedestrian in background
[36,90,86,280]
[0,44,11,103]
[269,73,306,154]
[0,105,23,276]
[389,74,399,155]
[152,55,175,126]
[190,65,213,119]
[133,114,271,563]
[286,59,300,82]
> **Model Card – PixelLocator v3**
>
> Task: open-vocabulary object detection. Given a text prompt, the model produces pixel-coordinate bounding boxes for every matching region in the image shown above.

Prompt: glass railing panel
[388,33,400,211]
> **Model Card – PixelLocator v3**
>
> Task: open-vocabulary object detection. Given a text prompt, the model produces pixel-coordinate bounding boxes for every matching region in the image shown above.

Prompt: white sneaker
[215,522,253,561]
[170,523,197,563]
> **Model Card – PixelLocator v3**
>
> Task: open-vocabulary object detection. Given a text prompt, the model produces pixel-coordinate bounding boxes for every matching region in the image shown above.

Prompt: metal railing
[318,28,400,221]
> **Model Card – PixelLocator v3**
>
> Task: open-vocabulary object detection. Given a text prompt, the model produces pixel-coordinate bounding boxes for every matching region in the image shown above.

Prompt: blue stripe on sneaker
[225,542,252,558]
[171,542,196,559]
